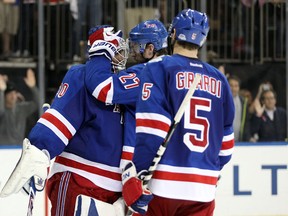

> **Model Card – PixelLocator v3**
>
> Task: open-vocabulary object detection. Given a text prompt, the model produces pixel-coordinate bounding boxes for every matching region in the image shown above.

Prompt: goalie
[0,25,129,216]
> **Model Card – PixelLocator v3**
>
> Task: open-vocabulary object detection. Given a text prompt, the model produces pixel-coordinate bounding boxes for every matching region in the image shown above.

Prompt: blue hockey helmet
[129,19,168,53]
[170,9,209,47]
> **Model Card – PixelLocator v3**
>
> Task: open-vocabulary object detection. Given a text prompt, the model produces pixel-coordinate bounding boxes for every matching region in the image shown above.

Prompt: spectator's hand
[16,92,25,102]
[24,69,36,88]
[254,99,265,117]
[0,74,7,91]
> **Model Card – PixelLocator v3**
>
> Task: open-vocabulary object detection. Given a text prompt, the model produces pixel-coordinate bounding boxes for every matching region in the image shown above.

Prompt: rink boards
[0,142,287,216]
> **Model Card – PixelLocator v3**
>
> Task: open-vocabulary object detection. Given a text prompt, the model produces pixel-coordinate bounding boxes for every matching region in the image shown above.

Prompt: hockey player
[121,9,235,216]
[86,19,168,169]
[0,25,129,215]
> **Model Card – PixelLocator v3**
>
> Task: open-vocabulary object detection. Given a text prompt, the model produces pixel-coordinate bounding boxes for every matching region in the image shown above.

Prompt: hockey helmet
[129,19,168,53]
[170,9,209,47]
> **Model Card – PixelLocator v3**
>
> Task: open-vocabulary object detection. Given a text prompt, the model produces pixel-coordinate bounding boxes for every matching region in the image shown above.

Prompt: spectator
[251,89,287,142]
[250,82,274,117]
[122,9,235,215]
[0,25,128,216]
[228,75,252,141]
[0,68,39,145]
[0,0,20,59]
[13,0,36,59]
[73,0,103,61]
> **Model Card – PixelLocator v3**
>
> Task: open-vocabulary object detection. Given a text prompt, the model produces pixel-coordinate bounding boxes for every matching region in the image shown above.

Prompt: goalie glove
[88,25,123,60]
[122,162,153,215]
[0,138,50,197]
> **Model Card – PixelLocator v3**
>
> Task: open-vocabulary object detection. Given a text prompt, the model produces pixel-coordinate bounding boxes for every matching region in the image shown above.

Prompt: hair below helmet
[171,9,209,47]
[129,19,168,52]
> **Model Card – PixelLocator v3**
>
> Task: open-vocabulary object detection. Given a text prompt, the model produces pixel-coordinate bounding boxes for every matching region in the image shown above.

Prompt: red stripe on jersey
[55,156,121,181]
[121,151,133,160]
[136,119,170,132]
[98,83,111,102]
[153,170,218,185]
[42,112,73,140]
[221,139,234,150]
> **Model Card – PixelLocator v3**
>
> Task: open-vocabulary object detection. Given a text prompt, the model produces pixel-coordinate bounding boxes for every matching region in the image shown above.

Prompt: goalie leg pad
[0,138,50,197]
[74,195,125,216]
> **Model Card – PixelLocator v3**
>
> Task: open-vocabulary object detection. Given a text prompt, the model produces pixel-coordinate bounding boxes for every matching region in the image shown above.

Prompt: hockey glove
[122,162,153,215]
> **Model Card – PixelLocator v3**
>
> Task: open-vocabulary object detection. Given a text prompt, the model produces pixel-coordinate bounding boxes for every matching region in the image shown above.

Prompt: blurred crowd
[0,68,39,145]
[227,74,287,142]
[0,0,286,145]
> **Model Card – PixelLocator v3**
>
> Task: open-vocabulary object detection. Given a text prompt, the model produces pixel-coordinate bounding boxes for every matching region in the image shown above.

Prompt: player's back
[134,54,235,201]
[160,54,233,162]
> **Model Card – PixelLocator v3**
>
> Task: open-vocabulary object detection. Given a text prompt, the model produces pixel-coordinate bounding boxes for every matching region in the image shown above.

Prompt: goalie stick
[142,74,201,187]
[25,103,51,216]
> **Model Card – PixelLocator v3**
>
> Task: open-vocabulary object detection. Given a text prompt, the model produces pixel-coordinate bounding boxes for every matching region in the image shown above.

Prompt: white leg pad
[74,195,125,216]
[0,138,50,197]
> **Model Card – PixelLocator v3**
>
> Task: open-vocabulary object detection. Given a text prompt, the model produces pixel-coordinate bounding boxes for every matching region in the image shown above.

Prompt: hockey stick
[25,103,51,216]
[142,74,201,187]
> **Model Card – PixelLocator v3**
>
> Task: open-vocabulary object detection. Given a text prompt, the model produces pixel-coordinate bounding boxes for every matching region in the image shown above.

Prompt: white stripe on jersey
[219,147,234,156]
[156,164,220,177]
[149,179,217,202]
[48,152,122,192]
[136,112,171,138]
[136,112,171,125]
[38,118,69,145]
[136,126,167,139]
[61,152,121,173]
[47,109,76,135]
[122,146,134,153]
[92,77,114,104]
[222,132,234,141]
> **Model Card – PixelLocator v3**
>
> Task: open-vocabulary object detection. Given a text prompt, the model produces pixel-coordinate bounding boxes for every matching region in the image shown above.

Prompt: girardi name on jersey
[176,72,221,98]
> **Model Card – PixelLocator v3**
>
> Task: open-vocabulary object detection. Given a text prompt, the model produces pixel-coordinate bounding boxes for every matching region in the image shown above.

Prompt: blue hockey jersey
[85,56,146,168]
[134,54,235,202]
[28,63,124,192]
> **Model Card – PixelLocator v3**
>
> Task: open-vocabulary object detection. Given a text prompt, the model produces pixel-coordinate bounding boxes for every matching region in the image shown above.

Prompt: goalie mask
[88,25,129,71]
[112,37,129,71]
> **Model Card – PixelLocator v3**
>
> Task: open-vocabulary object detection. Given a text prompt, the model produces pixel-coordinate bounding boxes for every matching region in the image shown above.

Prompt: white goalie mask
[112,37,129,72]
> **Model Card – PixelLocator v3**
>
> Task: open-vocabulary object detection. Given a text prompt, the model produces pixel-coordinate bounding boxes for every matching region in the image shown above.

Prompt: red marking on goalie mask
[57,83,69,98]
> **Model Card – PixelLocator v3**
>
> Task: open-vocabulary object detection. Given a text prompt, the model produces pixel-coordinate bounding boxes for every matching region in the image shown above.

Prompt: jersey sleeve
[85,56,143,104]
[28,66,85,159]
[218,76,235,169]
